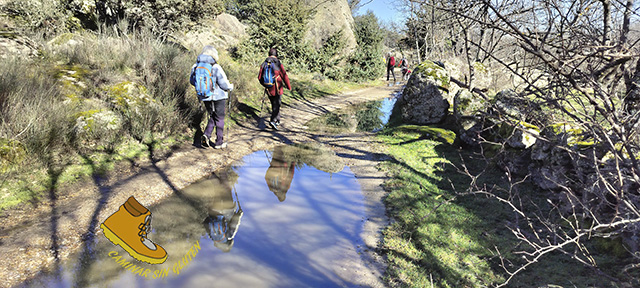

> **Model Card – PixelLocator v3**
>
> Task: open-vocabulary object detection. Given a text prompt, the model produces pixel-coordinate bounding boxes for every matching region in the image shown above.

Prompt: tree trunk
[625,58,640,115]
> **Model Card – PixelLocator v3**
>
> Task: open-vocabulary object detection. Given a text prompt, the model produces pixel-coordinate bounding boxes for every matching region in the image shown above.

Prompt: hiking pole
[226,90,231,142]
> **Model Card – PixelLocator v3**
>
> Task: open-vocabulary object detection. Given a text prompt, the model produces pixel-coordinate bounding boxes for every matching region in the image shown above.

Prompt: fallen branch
[450,77,489,99]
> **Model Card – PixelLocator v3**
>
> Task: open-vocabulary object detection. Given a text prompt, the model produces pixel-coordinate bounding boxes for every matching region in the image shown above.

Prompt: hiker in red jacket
[386,53,396,82]
[258,48,292,130]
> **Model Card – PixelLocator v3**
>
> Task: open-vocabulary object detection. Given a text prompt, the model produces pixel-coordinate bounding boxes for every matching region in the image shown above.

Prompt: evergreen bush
[346,11,384,81]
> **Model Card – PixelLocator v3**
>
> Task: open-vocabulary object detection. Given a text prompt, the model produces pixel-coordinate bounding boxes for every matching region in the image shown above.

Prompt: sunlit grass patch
[378,124,507,287]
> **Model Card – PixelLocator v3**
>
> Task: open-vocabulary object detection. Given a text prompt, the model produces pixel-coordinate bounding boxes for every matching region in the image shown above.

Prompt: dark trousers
[203,99,226,146]
[269,94,281,123]
[387,66,396,81]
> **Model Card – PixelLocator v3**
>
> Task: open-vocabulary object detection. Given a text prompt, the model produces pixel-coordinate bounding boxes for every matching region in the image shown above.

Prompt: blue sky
[355,0,407,24]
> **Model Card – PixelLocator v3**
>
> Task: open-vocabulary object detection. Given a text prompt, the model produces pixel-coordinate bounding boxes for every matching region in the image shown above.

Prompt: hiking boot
[202,135,212,148]
[214,142,228,149]
[269,121,279,130]
[100,196,167,264]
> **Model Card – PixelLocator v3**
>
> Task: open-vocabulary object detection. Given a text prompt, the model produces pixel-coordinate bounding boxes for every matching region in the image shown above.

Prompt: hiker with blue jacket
[258,48,291,130]
[190,45,234,149]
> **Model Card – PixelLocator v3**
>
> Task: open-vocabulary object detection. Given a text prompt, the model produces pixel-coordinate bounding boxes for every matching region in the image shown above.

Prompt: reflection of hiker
[190,45,234,149]
[399,56,409,80]
[264,146,296,202]
[203,172,243,253]
[386,53,396,82]
[258,48,291,131]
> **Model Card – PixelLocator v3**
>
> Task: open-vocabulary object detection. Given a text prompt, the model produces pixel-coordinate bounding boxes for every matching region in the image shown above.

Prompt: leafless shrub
[408,0,640,285]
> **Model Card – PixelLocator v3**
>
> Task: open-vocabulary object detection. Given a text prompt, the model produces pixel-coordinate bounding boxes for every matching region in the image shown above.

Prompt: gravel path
[0,84,401,288]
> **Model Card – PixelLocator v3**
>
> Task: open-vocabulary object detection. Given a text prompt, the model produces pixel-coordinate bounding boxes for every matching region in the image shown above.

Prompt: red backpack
[389,56,395,67]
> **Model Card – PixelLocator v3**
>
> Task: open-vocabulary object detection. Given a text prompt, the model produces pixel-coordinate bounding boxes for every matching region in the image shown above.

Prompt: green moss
[395,125,457,145]
[106,81,154,109]
[0,138,27,173]
[515,121,541,132]
[457,96,471,112]
[413,60,450,89]
[473,62,488,74]
[601,142,639,161]
[64,92,83,103]
[73,109,100,132]
[547,122,596,148]
[53,64,90,95]
[48,32,75,46]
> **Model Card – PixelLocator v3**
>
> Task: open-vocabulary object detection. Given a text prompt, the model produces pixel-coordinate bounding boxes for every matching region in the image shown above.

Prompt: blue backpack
[194,62,215,98]
[261,59,276,88]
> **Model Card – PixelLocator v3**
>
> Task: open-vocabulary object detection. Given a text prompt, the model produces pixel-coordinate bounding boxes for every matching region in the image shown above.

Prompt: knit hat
[201,45,219,63]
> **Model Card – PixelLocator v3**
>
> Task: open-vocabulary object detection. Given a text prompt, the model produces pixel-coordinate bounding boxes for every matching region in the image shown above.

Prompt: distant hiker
[386,53,396,82]
[190,45,234,149]
[400,56,409,80]
[258,47,291,130]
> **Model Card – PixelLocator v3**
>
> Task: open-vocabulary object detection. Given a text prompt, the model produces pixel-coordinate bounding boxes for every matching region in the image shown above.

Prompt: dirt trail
[0,84,401,288]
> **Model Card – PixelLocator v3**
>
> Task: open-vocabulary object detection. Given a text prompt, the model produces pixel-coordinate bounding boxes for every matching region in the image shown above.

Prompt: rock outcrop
[181,13,248,51]
[0,20,38,58]
[304,0,357,55]
[397,60,450,124]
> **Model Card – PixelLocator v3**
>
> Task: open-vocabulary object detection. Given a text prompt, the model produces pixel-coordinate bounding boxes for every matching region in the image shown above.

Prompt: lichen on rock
[106,81,155,111]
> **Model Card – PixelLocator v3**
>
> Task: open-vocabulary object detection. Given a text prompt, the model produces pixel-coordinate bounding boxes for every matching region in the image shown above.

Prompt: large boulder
[180,13,248,51]
[453,89,486,146]
[304,0,357,55]
[397,60,451,125]
[528,123,594,191]
[490,89,542,122]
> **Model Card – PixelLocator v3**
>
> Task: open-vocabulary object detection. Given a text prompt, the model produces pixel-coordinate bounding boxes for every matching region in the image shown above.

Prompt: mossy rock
[490,89,545,123]
[73,109,122,134]
[0,138,27,173]
[546,122,595,149]
[395,125,456,145]
[106,81,155,110]
[53,64,90,94]
[47,33,78,46]
[600,142,640,162]
[412,60,450,90]
[453,89,487,120]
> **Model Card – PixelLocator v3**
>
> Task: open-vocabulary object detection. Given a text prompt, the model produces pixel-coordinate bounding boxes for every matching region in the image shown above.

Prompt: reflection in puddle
[19,144,368,288]
[306,95,398,134]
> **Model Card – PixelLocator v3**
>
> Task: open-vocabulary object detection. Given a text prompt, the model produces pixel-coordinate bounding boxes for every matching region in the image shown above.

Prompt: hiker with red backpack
[386,53,396,82]
[399,55,409,80]
[258,48,291,130]
[190,45,234,149]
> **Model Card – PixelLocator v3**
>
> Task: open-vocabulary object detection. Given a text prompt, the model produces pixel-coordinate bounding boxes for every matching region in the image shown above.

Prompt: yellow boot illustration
[100,196,167,264]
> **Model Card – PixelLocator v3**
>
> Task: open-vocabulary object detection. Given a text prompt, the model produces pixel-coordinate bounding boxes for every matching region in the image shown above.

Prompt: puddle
[306,94,398,134]
[19,144,370,288]
[377,95,398,128]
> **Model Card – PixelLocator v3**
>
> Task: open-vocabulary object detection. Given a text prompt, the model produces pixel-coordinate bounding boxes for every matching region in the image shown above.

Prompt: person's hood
[198,45,218,64]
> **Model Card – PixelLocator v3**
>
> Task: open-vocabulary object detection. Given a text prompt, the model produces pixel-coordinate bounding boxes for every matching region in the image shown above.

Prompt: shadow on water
[18,143,370,288]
